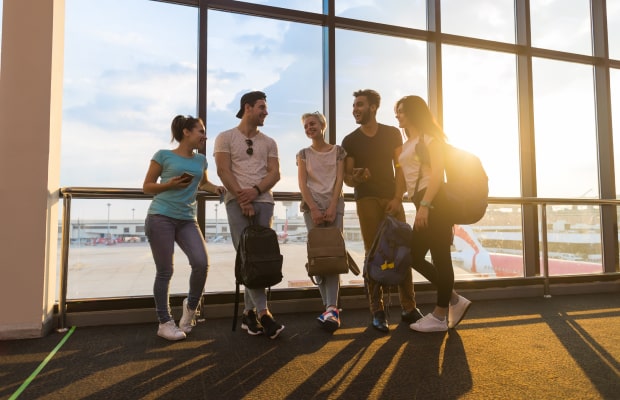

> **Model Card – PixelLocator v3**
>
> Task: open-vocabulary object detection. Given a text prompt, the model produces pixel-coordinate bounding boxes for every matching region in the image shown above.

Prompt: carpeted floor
[1,292,619,400]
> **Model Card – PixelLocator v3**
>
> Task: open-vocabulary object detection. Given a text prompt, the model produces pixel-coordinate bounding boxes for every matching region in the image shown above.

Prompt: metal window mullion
[427,0,443,125]
[515,0,540,277]
[323,0,336,144]
[591,0,619,273]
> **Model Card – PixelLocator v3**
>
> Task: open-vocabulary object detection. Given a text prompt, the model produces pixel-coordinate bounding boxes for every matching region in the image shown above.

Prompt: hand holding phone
[180,172,194,182]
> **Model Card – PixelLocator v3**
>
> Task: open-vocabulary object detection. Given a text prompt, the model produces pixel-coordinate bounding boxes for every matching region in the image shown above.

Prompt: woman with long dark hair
[394,96,471,332]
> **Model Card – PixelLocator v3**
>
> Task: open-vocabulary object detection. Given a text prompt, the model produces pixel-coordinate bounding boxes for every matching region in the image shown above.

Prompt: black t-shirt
[341,123,402,200]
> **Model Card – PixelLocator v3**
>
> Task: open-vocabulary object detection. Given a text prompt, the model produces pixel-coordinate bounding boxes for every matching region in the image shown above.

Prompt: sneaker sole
[322,320,339,333]
[267,325,285,339]
[157,332,186,341]
[372,323,390,333]
[409,325,448,333]
[241,323,263,335]
[449,302,471,329]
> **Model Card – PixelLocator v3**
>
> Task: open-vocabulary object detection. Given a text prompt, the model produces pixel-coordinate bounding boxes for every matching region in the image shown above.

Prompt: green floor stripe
[9,326,76,400]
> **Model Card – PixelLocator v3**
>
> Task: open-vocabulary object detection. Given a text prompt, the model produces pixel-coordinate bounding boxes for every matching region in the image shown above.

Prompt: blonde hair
[301,111,327,131]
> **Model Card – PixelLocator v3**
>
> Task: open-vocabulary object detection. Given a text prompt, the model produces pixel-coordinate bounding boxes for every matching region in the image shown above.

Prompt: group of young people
[142,89,471,341]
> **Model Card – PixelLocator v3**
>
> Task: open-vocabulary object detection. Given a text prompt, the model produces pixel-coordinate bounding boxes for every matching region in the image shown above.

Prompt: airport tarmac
[59,241,478,300]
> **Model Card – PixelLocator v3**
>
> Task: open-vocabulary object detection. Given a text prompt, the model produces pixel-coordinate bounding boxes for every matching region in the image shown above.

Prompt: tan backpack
[306,226,359,277]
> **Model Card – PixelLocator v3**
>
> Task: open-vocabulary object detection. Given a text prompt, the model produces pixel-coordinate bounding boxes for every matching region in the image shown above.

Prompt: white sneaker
[410,313,448,332]
[179,298,197,334]
[448,295,472,329]
[157,320,187,341]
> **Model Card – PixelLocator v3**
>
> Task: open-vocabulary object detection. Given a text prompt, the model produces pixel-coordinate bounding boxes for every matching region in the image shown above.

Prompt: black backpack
[443,144,488,225]
[415,135,488,225]
[232,219,283,331]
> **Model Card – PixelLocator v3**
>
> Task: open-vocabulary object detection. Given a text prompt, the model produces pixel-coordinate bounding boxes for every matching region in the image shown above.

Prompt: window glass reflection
[442,45,519,197]
[207,10,322,192]
[610,68,620,197]
[542,205,603,275]
[441,0,514,43]
[532,58,597,198]
[62,0,198,191]
[335,29,427,195]
[335,0,425,30]
[530,0,591,55]
[232,0,322,13]
[609,1,620,60]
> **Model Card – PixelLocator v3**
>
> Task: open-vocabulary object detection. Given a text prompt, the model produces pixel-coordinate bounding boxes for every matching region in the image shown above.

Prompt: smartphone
[180,172,194,181]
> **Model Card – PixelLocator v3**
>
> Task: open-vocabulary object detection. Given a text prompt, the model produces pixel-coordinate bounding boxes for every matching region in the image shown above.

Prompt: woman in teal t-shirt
[143,115,225,341]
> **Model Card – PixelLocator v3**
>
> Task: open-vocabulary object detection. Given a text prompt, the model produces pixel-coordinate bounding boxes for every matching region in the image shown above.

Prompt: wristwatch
[420,200,434,209]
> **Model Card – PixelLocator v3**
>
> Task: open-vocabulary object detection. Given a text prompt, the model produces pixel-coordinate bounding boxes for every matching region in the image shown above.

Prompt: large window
[335,0,425,30]
[57,0,618,302]
[530,0,592,55]
[532,59,597,198]
[441,0,514,43]
[608,0,620,60]
[335,29,427,194]
[442,45,519,197]
[62,0,198,220]
[206,10,323,196]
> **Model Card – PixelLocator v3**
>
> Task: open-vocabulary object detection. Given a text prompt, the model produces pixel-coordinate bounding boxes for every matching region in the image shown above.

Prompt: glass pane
[543,205,603,276]
[609,0,620,60]
[467,204,525,278]
[62,0,198,199]
[0,0,3,65]
[442,45,520,197]
[611,68,620,197]
[530,0,592,55]
[233,0,322,13]
[335,29,428,194]
[441,0,515,43]
[335,0,426,30]
[206,10,322,193]
[532,59,597,198]
[61,199,369,299]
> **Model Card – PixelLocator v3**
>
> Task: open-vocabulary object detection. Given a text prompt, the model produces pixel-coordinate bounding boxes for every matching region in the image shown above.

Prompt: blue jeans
[145,214,209,323]
[303,200,344,308]
[226,200,275,313]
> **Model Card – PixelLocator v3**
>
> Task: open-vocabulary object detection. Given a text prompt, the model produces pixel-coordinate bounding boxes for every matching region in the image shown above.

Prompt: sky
[3,0,620,220]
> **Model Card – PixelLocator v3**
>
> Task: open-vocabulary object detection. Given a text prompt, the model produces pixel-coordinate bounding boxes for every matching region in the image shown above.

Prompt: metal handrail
[56,187,620,331]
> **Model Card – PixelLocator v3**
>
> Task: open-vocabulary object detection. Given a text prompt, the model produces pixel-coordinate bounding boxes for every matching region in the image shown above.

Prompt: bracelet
[420,200,434,209]
[253,185,262,195]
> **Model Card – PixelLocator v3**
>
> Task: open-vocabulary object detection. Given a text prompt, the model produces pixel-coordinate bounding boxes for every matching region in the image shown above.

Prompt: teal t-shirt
[147,150,207,220]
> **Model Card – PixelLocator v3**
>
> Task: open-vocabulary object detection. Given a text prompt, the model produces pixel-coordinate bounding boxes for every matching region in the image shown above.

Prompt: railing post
[540,202,551,298]
[57,192,72,332]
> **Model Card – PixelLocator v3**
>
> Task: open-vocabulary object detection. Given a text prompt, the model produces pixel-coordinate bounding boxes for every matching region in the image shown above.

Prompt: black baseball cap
[236,91,267,119]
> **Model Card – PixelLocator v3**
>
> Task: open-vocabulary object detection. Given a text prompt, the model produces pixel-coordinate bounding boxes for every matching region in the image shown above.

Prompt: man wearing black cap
[214,91,285,339]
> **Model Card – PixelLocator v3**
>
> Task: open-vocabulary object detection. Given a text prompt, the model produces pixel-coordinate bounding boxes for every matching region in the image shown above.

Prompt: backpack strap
[232,280,240,331]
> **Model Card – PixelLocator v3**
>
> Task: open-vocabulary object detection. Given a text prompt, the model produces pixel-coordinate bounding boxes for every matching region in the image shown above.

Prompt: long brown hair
[395,96,447,142]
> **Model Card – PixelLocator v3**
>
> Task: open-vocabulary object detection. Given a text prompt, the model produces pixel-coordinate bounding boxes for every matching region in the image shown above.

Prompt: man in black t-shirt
[341,89,423,333]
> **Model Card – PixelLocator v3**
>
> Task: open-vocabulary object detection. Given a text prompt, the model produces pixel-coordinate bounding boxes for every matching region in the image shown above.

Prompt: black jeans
[411,187,455,308]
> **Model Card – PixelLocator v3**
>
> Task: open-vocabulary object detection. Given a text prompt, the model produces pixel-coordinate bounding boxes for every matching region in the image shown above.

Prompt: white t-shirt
[399,135,434,199]
[213,127,279,204]
[297,145,346,212]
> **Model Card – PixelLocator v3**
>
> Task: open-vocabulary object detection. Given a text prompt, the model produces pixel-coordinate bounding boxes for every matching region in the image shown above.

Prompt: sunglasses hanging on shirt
[246,139,253,156]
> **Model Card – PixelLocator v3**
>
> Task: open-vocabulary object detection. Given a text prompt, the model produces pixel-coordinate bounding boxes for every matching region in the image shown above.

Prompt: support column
[0,0,65,339]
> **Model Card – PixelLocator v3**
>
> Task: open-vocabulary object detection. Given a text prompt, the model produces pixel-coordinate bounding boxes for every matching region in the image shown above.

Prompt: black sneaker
[260,314,285,339]
[241,310,263,335]
[372,310,389,333]
[401,308,424,323]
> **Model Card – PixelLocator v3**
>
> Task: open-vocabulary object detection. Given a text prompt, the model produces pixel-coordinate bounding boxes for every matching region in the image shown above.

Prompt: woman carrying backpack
[143,115,225,341]
[297,111,346,332]
[394,96,471,332]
